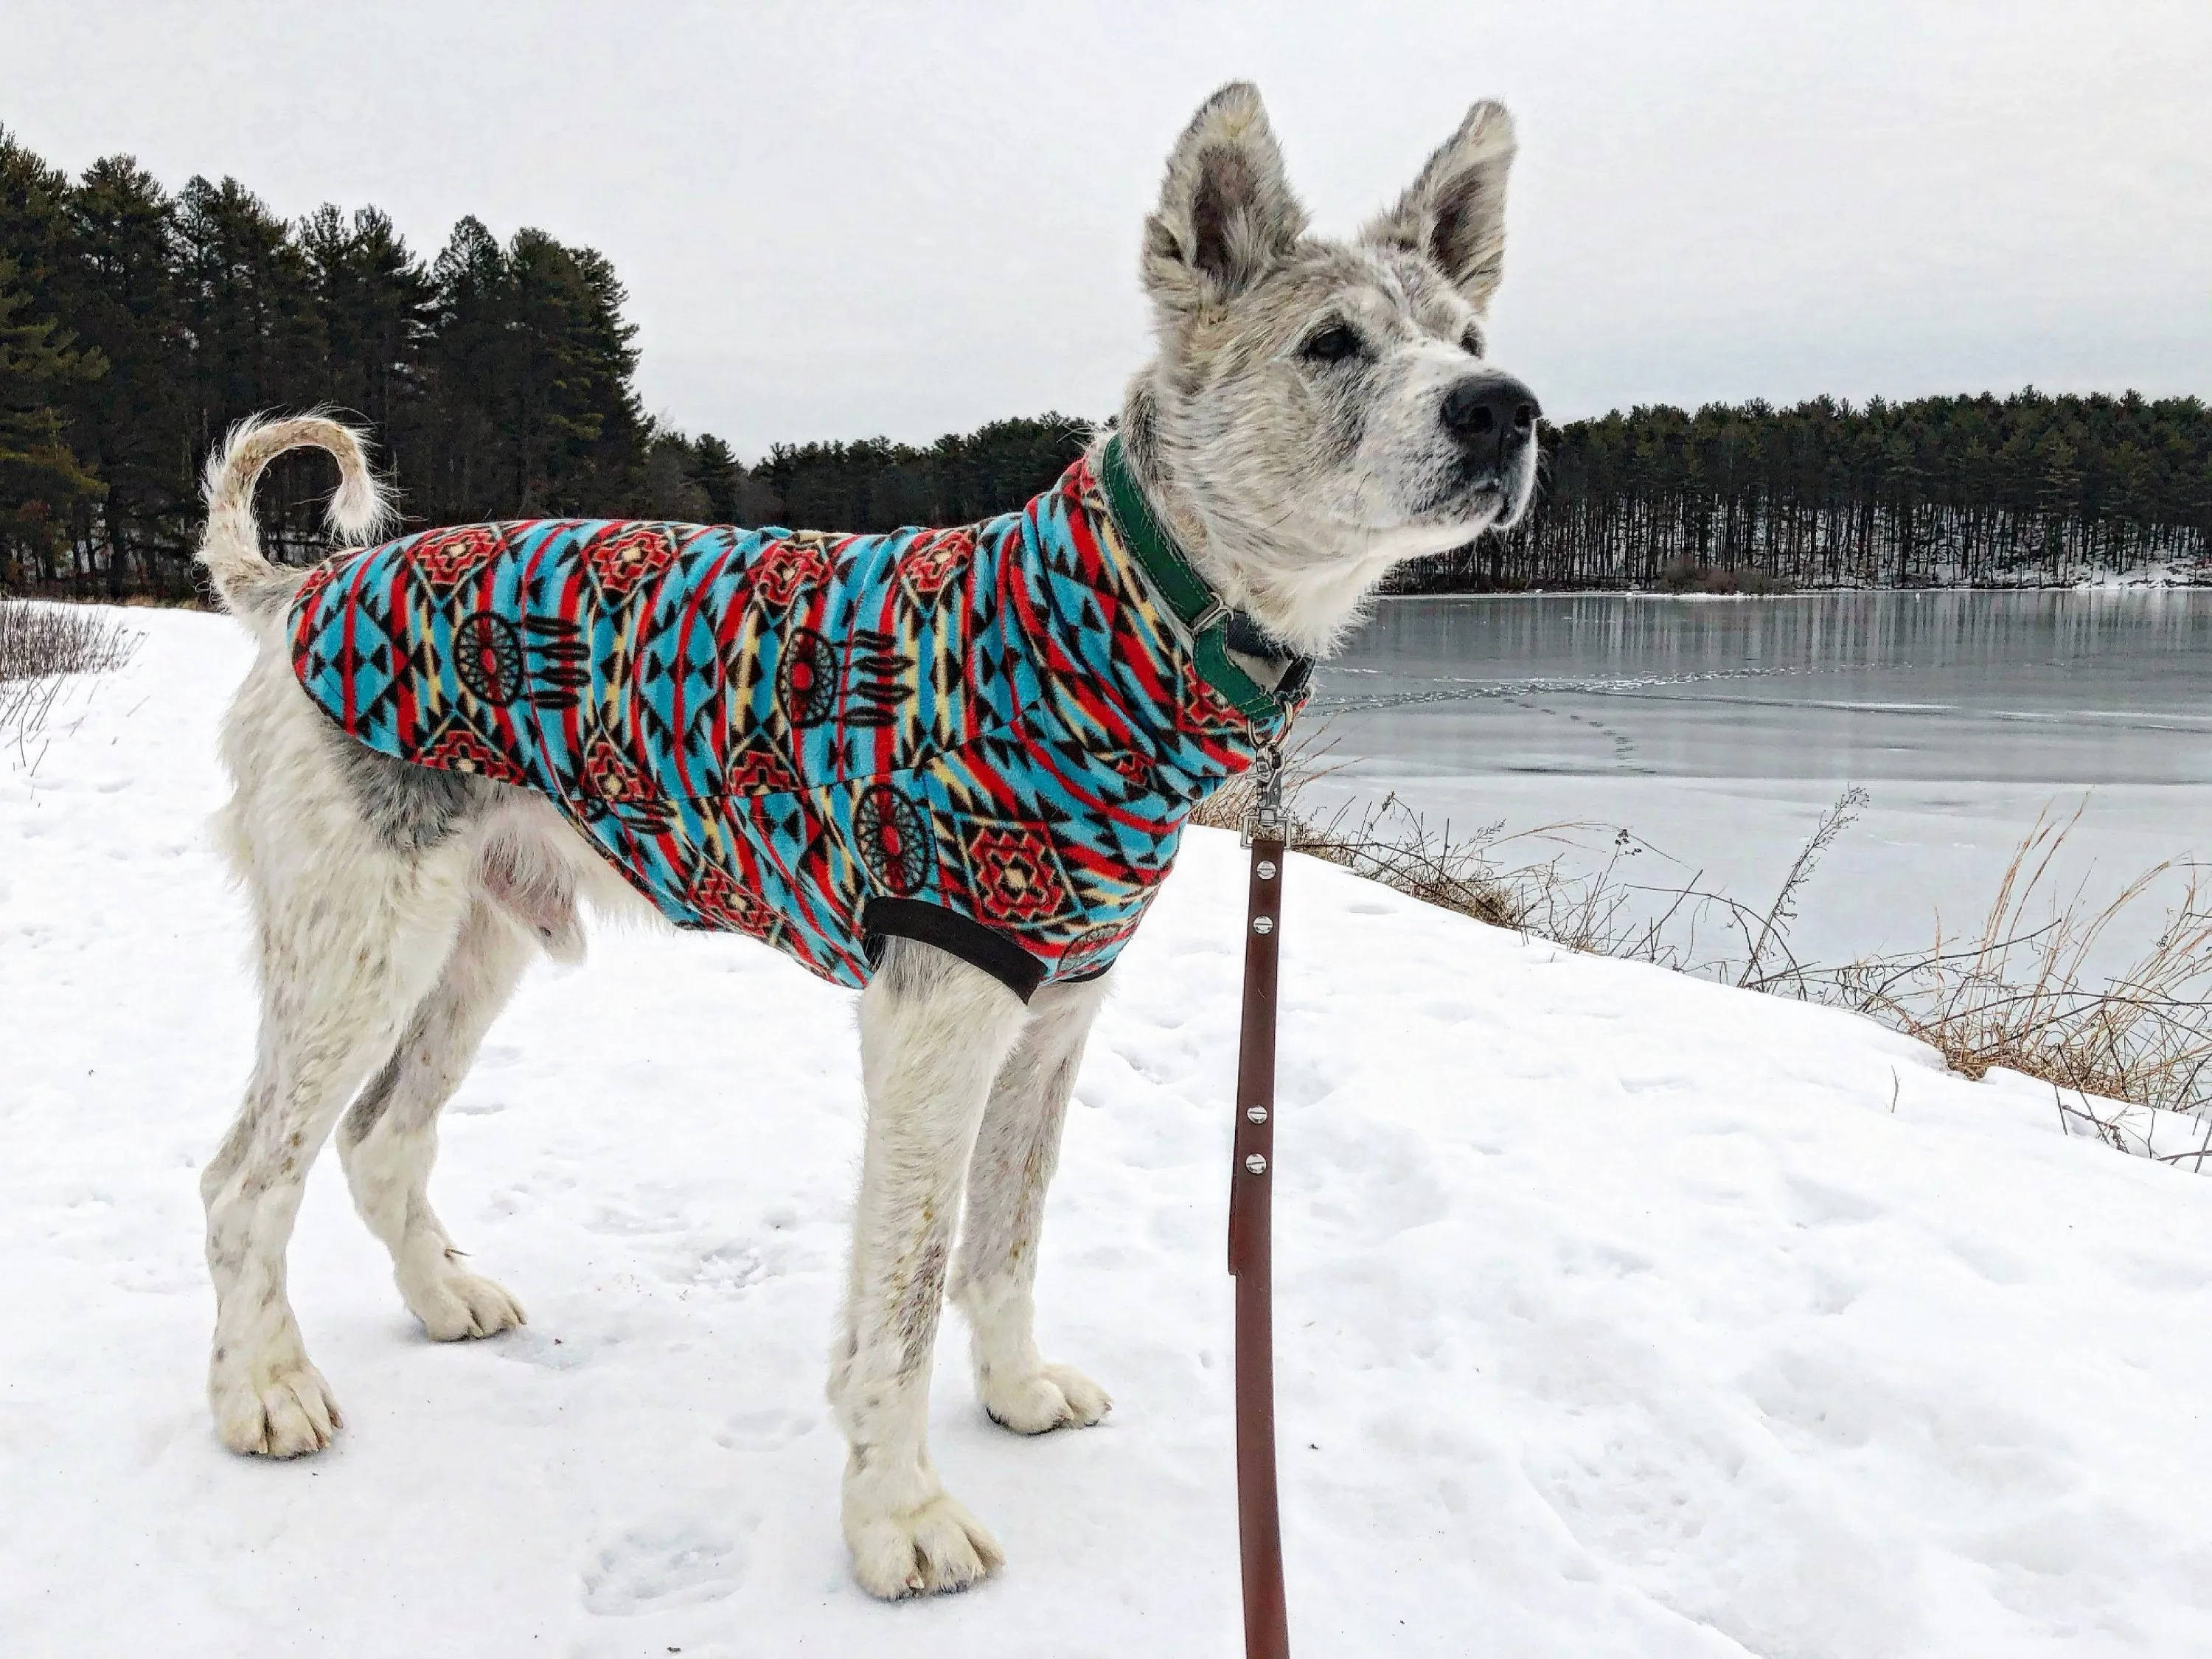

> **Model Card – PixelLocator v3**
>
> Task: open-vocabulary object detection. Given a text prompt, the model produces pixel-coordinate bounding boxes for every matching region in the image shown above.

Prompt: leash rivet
[1253,915,1274,935]
[1257,860,1277,880]
[1245,1153,1267,1175]
[1246,1105,1267,1123]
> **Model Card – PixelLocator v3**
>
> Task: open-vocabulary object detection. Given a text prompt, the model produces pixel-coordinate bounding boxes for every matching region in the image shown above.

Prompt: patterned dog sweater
[288,444,1307,998]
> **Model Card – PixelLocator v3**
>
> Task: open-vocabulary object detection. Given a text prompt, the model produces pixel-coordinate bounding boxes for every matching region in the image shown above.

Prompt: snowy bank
[5,609,2211,1657]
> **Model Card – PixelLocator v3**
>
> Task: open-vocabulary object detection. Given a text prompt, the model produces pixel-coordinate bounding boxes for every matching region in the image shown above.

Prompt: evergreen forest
[1419,389,2212,592]
[2,128,2205,599]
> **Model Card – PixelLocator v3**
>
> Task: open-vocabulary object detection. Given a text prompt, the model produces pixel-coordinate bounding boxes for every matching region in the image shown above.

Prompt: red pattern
[751,533,835,606]
[582,525,678,594]
[420,727,527,785]
[723,744,803,796]
[688,863,782,942]
[961,822,1077,926]
[288,560,344,678]
[580,733,654,804]
[897,526,975,602]
[414,526,507,588]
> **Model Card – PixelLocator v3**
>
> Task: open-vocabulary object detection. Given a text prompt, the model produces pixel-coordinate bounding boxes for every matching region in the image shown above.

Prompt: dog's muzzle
[1440,372,1540,479]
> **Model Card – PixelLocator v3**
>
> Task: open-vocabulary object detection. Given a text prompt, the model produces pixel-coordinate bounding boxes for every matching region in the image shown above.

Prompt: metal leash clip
[1240,740,1286,848]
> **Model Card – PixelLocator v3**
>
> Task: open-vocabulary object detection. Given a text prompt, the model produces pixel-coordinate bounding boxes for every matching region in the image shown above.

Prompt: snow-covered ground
[7,608,2212,1658]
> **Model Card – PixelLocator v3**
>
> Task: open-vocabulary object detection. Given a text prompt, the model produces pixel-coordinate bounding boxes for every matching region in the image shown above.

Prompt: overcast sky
[10,1,2210,457]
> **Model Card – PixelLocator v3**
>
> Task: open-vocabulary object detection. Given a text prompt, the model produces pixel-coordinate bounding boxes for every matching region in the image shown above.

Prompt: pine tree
[175,177,328,553]
[0,127,73,321]
[0,253,105,585]
[421,215,510,521]
[690,432,745,523]
[300,204,434,498]
[66,156,187,594]
[420,219,652,521]
[638,431,710,521]
[501,229,644,515]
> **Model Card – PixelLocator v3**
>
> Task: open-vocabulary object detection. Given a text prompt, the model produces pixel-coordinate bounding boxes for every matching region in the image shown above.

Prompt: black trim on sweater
[863,899,1047,1003]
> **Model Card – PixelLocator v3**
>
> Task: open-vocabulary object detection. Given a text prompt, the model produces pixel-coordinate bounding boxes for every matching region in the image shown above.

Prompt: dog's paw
[212,1357,343,1458]
[846,1491,1005,1600]
[982,1361,1112,1436]
[405,1261,526,1342]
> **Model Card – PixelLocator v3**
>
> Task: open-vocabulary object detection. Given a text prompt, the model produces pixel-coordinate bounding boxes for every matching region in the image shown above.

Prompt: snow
[6,607,2212,1657]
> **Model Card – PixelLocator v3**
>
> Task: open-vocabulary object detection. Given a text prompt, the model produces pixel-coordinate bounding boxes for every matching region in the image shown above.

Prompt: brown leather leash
[1228,742,1291,1659]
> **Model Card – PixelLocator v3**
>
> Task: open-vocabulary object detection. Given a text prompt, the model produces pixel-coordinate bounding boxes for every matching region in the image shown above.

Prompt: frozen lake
[1307,591,2212,969]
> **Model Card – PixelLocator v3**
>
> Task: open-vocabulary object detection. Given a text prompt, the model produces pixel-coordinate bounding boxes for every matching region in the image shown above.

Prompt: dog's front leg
[831,938,1028,1599]
[952,973,1114,1435]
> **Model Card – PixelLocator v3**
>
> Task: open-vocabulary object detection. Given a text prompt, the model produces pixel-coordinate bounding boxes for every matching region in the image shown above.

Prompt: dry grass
[1218,742,2212,1135]
[1189,735,1624,939]
[0,599,139,682]
[1,599,142,769]
[1192,734,1835,970]
[1800,806,2212,1119]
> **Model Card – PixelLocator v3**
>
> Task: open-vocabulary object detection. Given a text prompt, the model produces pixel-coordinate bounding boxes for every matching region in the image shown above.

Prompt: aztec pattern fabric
[288,456,1303,993]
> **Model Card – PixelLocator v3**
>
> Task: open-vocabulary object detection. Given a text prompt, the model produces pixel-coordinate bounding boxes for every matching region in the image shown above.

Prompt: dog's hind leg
[200,681,479,1456]
[950,973,1114,1436]
[336,897,532,1340]
[201,880,465,1455]
[829,938,1029,1600]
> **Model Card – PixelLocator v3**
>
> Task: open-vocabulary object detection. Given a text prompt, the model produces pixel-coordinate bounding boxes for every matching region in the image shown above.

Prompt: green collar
[1098,435,1308,724]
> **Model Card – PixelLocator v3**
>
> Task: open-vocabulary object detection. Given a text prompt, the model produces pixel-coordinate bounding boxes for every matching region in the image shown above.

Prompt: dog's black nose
[1441,375,1540,453]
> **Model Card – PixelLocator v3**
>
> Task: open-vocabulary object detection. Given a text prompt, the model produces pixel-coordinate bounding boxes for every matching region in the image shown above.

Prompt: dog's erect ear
[1142,82,1309,315]
[1364,101,1517,310]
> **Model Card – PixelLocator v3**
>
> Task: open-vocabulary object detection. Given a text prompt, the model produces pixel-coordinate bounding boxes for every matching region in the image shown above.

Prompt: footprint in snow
[499,1328,592,1371]
[1944,1231,2033,1287]
[1301,1116,1450,1243]
[581,1521,745,1614]
[714,1407,818,1450]
[1557,1238,1656,1279]
[1111,1048,1187,1089]
[2108,1252,2210,1293]
[588,1203,690,1237]
[675,1240,785,1294]
[1806,1267,1860,1316]
[1746,1350,1879,1451]
[1785,1174,1884,1225]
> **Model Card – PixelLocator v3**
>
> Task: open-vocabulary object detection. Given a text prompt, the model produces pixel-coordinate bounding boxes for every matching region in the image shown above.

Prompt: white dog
[192,82,1538,1599]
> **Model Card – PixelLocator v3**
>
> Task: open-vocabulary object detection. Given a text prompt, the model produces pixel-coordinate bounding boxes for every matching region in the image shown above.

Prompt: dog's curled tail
[198,413,391,622]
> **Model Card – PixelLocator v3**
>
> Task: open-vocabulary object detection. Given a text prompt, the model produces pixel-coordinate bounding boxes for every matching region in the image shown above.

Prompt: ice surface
[5,609,2212,1656]
[1312,591,2212,970]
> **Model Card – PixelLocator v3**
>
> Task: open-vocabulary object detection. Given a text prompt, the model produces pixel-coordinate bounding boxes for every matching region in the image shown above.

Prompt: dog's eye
[1300,323,1363,364]
[1461,327,1486,358]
